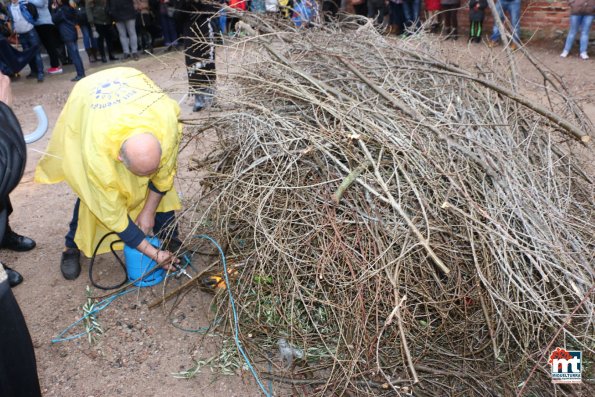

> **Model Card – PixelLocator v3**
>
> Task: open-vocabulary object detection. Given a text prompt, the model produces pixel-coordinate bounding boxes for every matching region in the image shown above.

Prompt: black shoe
[1,230,36,252]
[101,57,108,63]
[60,248,81,280]
[3,265,23,287]
[71,75,85,82]
[109,55,118,61]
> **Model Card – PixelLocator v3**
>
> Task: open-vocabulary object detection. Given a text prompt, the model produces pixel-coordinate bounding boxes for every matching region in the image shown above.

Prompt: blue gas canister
[123,236,165,287]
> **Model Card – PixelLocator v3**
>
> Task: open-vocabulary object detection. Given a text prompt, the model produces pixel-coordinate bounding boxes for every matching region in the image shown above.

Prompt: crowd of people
[348,0,593,58]
[0,0,592,85]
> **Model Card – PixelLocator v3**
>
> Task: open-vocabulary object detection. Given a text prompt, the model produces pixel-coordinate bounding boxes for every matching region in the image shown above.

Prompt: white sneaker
[580,52,589,60]
[560,50,569,58]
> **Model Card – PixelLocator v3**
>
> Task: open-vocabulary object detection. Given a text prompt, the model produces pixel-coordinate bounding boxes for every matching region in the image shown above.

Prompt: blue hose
[51,289,135,343]
[194,234,272,396]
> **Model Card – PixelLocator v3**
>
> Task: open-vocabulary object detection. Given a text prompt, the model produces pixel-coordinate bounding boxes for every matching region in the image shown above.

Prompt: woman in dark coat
[175,0,219,111]
[52,0,86,81]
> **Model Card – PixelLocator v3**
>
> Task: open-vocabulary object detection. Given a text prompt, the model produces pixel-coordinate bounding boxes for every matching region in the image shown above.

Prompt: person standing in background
[109,0,139,60]
[87,0,119,62]
[134,0,154,53]
[76,0,99,63]
[424,0,441,33]
[367,0,386,26]
[468,0,487,43]
[30,0,64,74]
[487,0,521,48]
[440,0,459,39]
[175,0,218,111]
[159,0,178,50]
[402,0,421,33]
[52,0,86,81]
[560,0,594,59]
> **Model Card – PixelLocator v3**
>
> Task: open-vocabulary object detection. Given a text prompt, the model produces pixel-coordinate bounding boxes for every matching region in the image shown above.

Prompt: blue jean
[563,14,594,54]
[64,41,85,78]
[160,13,178,46]
[402,0,421,31]
[490,0,521,43]
[80,24,98,50]
[16,29,44,79]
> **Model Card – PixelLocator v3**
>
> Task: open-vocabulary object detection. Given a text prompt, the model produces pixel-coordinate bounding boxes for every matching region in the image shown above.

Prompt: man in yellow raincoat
[35,67,181,280]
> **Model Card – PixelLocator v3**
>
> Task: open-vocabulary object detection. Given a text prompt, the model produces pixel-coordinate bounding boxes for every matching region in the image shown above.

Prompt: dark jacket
[52,4,78,42]
[569,0,595,15]
[469,0,487,21]
[108,0,137,21]
[86,0,111,25]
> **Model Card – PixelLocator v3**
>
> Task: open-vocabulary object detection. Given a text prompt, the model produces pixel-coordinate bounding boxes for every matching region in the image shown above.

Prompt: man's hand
[155,249,179,270]
[91,27,99,39]
[135,209,156,235]
[135,188,164,234]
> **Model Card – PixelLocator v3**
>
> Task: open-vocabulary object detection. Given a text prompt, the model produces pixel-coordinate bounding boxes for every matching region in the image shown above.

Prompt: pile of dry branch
[182,17,594,396]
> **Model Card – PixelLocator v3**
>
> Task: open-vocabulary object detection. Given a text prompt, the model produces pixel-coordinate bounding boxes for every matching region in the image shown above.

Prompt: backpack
[25,2,39,20]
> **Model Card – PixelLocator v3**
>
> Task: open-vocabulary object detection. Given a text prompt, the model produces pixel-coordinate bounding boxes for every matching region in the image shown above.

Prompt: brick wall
[522,1,569,35]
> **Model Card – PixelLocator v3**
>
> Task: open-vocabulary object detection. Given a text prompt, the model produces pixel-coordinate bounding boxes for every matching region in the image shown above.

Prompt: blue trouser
[16,29,44,79]
[563,14,594,55]
[64,41,85,78]
[65,198,178,250]
[80,24,98,50]
[160,13,178,46]
[402,0,421,31]
[490,0,521,43]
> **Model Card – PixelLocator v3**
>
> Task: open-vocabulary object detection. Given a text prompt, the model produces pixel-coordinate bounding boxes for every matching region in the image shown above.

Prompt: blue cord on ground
[194,234,273,397]
[51,235,273,396]
[51,289,135,343]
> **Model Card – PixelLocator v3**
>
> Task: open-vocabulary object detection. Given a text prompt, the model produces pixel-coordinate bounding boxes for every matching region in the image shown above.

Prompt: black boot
[2,265,23,287]
[60,248,81,280]
[86,49,96,63]
[1,229,36,252]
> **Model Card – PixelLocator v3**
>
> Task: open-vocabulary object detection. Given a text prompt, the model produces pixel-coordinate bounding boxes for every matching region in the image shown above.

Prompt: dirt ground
[4,35,594,397]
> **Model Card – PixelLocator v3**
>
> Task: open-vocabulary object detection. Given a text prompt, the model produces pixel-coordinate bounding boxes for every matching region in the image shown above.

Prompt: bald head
[119,133,162,176]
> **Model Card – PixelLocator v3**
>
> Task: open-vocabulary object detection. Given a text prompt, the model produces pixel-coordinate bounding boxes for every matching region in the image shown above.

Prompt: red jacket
[229,0,247,10]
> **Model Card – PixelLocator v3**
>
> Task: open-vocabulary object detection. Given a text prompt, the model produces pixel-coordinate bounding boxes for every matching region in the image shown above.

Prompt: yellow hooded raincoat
[35,67,182,257]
